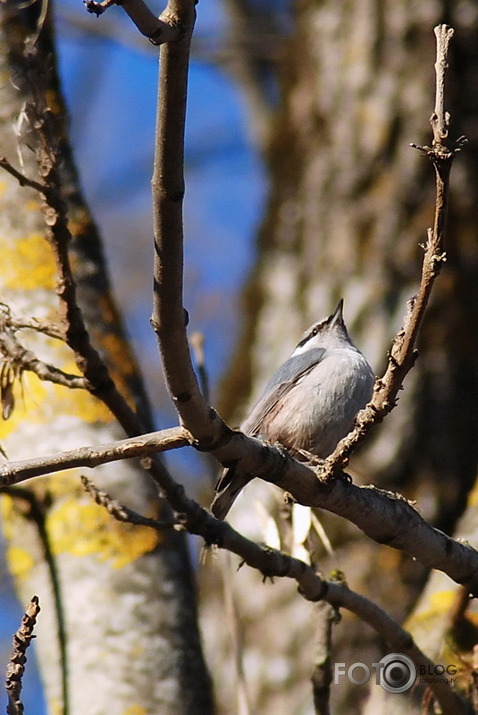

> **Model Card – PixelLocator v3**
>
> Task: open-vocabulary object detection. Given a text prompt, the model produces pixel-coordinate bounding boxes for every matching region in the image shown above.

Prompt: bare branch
[0,426,189,485]
[2,314,65,341]
[0,450,472,711]
[81,475,176,529]
[150,0,218,439]
[1,428,478,595]
[0,489,68,710]
[211,524,465,713]
[318,24,463,478]
[0,318,87,394]
[5,596,41,715]
[84,0,184,45]
[0,156,46,194]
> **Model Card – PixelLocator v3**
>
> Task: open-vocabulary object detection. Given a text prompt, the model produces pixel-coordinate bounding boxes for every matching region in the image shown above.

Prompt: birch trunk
[0,4,213,713]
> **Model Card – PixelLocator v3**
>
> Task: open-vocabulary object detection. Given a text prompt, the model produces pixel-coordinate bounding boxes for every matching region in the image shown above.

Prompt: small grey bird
[211,300,374,520]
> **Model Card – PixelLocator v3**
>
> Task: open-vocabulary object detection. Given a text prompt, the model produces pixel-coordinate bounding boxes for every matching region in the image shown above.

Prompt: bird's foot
[296,448,323,466]
[271,441,290,459]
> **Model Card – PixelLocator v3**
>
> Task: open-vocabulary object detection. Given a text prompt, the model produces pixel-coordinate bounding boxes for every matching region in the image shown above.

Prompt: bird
[211,300,374,520]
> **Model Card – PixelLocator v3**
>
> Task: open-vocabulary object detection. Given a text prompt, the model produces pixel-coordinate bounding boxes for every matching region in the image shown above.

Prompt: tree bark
[0,4,213,713]
[217,1,478,711]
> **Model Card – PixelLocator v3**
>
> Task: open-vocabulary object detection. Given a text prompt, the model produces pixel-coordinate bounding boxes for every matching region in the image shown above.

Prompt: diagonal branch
[0,468,470,713]
[323,582,467,713]
[319,24,465,478]
[81,475,176,529]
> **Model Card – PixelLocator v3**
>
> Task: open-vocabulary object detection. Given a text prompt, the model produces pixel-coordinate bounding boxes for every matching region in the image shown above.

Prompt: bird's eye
[311,326,319,337]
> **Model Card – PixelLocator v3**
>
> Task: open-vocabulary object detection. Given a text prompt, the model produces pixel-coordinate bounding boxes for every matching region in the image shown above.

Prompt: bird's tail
[211,466,252,520]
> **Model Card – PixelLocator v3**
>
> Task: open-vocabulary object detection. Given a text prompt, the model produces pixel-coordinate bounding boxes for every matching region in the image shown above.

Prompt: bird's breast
[263,349,373,457]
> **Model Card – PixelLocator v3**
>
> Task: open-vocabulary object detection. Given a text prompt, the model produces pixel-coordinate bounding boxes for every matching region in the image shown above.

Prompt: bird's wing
[241,347,326,436]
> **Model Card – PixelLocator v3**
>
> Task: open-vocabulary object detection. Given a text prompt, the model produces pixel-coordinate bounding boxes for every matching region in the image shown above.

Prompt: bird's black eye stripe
[296,322,323,348]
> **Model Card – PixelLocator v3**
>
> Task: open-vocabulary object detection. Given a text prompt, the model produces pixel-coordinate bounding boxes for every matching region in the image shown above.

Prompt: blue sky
[55,0,267,401]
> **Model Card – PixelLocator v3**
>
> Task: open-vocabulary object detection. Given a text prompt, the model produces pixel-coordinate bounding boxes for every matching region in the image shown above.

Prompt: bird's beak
[329,299,344,327]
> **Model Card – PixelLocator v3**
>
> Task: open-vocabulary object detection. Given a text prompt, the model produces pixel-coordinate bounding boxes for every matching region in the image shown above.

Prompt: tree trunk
[217,1,478,711]
[0,4,213,713]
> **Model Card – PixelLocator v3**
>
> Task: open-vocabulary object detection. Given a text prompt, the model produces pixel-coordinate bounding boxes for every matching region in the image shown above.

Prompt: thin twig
[81,475,176,529]
[0,321,87,392]
[0,426,190,485]
[2,314,65,341]
[0,488,69,714]
[5,596,41,715]
[0,301,64,342]
[0,156,46,194]
[431,25,454,147]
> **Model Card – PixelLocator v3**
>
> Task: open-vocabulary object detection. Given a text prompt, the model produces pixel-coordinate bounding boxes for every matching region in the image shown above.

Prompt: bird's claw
[296,448,323,466]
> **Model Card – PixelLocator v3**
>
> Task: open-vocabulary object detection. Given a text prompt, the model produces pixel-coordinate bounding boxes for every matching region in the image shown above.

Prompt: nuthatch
[211,300,374,519]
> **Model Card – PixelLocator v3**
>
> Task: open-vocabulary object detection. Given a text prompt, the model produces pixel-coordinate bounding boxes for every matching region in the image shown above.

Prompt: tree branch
[1,428,478,596]
[84,0,183,46]
[0,317,87,396]
[0,307,65,341]
[0,156,46,193]
[81,474,177,529]
[0,455,469,712]
[5,596,41,715]
[0,426,189,485]
[317,24,465,478]
[211,523,466,713]
[150,0,229,451]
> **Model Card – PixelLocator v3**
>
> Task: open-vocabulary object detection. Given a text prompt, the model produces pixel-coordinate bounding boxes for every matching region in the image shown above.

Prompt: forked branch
[84,0,184,45]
